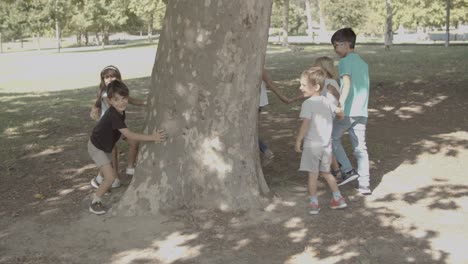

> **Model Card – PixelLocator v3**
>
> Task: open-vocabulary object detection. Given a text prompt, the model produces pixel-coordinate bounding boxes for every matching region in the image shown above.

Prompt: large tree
[117,0,273,216]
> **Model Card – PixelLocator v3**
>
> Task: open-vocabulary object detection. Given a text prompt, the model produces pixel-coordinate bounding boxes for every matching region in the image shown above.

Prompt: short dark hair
[331,28,356,48]
[107,80,129,99]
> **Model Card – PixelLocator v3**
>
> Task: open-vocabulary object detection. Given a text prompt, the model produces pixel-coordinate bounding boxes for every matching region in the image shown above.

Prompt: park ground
[1,44,468,264]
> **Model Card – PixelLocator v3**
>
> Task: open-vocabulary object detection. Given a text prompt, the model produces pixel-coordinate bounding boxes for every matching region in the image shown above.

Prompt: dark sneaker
[337,169,359,186]
[308,202,320,215]
[261,149,275,167]
[89,201,107,215]
[330,197,347,209]
[356,185,372,195]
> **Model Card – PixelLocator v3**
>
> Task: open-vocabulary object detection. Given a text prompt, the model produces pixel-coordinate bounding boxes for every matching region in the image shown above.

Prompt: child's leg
[126,138,139,173]
[111,145,120,180]
[319,171,339,193]
[348,117,370,188]
[308,172,319,197]
[95,163,116,197]
[330,155,341,176]
[320,171,347,209]
[307,172,320,214]
[331,118,353,173]
[258,139,268,154]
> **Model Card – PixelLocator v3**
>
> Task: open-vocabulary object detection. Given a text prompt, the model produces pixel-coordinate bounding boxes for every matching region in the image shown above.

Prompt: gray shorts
[88,140,112,167]
[299,145,332,173]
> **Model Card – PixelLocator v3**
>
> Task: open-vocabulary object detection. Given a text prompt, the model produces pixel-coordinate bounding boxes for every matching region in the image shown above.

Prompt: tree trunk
[445,0,450,48]
[117,0,273,216]
[304,0,313,41]
[282,0,289,46]
[147,14,153,42]
[77,31,82,46]
[85,31,89,46]
[55,19,60,52]
[384,0,393,49]
[313,0,326,42]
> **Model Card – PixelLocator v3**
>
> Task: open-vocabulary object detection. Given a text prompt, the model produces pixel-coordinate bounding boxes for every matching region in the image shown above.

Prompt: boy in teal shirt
[330,28,371,195]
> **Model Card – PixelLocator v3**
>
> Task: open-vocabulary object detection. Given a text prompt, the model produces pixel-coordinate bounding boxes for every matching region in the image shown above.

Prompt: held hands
[152,129,167,142]
[295,140,302,153]
[90,106,100,121]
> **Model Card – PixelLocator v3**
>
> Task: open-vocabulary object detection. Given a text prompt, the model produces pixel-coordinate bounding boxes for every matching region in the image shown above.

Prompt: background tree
[320,0,368,30]
[128,0,166,42]
[282,0,289,46]
[117,0,273,216]
[385,0,393,48]
[304,0,313,40]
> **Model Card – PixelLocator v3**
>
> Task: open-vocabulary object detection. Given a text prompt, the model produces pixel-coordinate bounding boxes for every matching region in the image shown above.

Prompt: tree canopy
[1,0,467,44]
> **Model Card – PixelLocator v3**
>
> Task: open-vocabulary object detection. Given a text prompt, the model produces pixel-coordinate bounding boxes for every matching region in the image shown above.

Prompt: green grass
[263,44,468,113]
[1,44,467,174]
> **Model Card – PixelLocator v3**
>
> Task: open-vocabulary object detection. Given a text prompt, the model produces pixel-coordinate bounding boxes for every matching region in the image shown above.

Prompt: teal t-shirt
[338,53,369,117]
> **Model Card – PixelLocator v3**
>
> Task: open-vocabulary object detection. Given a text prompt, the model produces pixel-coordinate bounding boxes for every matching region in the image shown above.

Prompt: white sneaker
[356,185,372,195]
[126,167,135,176]
[90,176,121,189]
[111,179,121,188]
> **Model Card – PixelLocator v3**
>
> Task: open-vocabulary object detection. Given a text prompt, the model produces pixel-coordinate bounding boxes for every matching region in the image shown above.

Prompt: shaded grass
[1,44,467,189]
[263,44,468,114]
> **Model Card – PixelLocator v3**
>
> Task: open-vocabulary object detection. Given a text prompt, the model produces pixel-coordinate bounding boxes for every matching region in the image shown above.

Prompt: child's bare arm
[262,69,292,104]
[90,105,100,121]
[119,128,166,142]
[339,75,351,107]
[327,84,340,102]
[128,96,146,106]
[288,94,305,104]
[295,118,310,153]
[335,107,344,120]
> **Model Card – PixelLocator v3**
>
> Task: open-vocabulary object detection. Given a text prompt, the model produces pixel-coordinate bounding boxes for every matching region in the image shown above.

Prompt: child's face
[104,75,117,86]
[299,76,319,97]
[333,41,350,58]
[109,93,128,113]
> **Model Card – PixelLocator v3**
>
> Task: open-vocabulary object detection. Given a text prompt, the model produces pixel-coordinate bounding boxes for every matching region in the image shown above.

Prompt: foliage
[1,0,468,43]
[394,0,468,29]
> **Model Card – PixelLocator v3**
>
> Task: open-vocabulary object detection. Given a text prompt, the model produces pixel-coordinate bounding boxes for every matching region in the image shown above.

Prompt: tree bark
[445,0,450,48]
[384,0,393,49]
[117,0,273,216]
[304,0,313,41]
[282,0,289,46]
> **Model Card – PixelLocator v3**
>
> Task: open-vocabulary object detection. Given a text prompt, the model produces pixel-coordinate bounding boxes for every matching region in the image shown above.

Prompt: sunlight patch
[112,232,202,264]
[288,228,307,243]
[196,136,233,179]
[233,238,251,250]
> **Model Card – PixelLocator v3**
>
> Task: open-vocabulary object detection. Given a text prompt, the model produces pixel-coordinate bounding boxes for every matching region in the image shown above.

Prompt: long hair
[313,57,338,80]
[94,65,122,108]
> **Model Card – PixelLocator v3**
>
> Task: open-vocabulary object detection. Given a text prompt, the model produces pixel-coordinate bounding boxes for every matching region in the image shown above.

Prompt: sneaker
[308,202,321,215]
[126,167,135,176]
[330,197,348,209]
[111,179,121,188]
[90,176,100,189]
[261,149,275,167]
[337,169,359,186]
[89,201,107,215]
[356,185,372,195]
[90,176,121,189]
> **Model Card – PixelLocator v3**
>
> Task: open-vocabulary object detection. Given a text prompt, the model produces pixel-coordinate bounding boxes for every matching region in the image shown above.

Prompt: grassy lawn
[1,44,467,176]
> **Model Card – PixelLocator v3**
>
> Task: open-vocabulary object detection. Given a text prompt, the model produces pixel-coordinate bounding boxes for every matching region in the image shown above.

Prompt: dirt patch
[1,63,468,264]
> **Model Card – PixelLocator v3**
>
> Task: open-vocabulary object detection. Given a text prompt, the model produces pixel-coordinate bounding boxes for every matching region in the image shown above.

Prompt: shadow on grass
[0,77,151,219]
